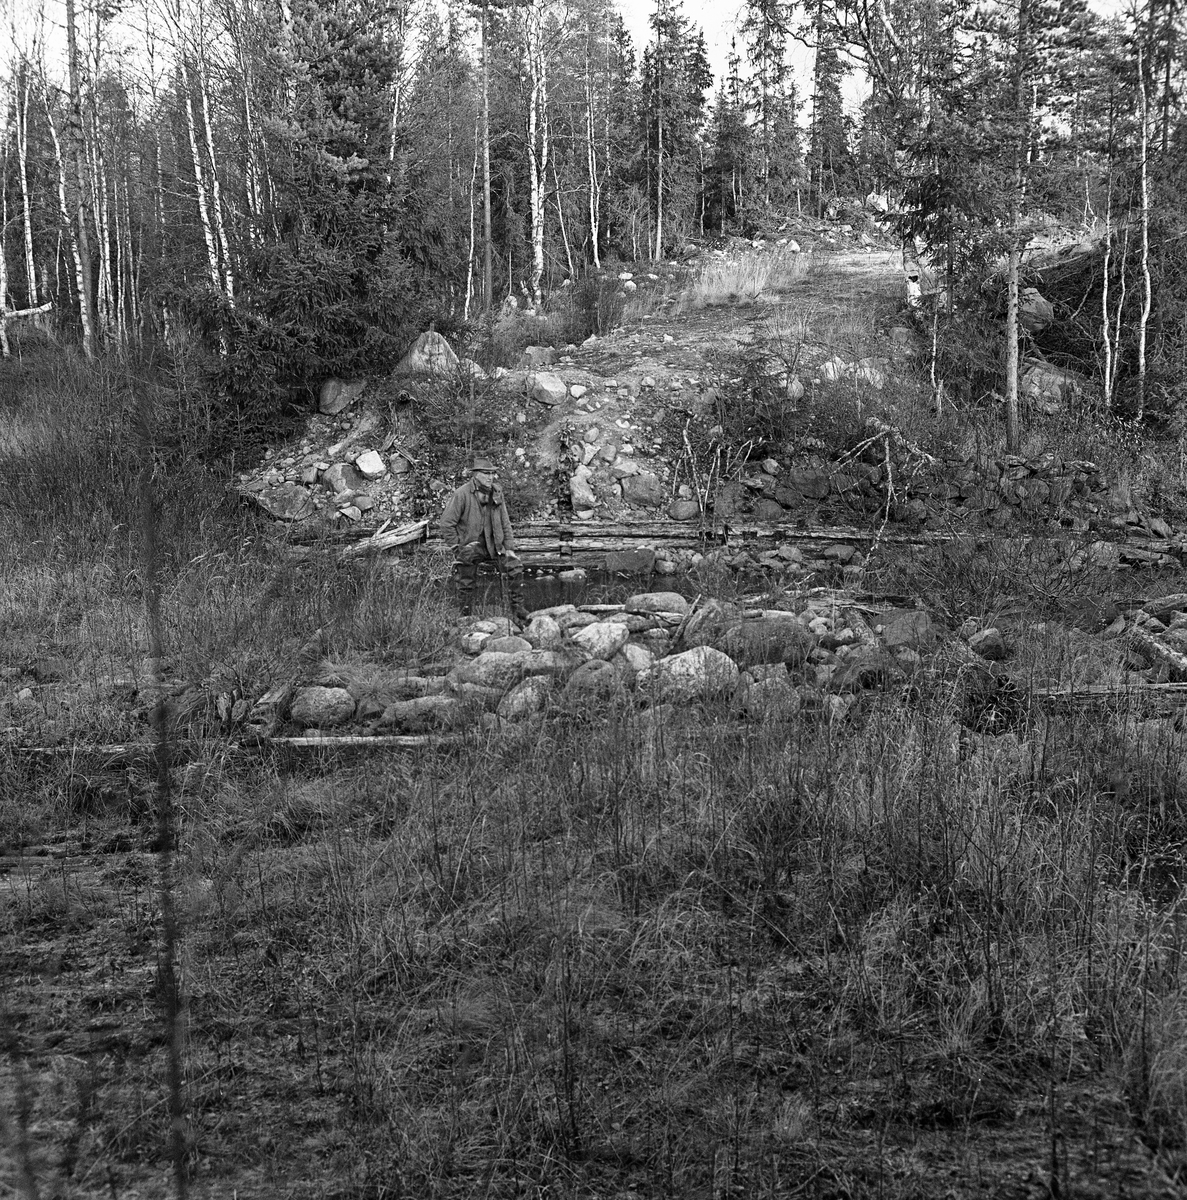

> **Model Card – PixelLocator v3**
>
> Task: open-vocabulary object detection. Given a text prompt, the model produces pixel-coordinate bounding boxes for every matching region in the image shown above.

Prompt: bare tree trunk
[1004,0,1031,455]
[465,113,480,321]
[584,41,602,269]
[179,57,223,299]
[525,1,549,307]
[1111,223,1130,400]
[16,67,39,306]
[1,148,12,359]
[1136,46,1152,421]
[482,0,493,318]
[1101,179,1114,410]
[45,85,95,357]
[92,115,115,339]
[653,14,664,262]
[552,155,574,281]
[65,0,98,356]
[232,28,264,243]
[196,49,235,302]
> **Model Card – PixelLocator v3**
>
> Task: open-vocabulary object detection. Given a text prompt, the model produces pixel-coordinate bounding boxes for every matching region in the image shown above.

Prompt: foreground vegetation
[4,285,1187,1199]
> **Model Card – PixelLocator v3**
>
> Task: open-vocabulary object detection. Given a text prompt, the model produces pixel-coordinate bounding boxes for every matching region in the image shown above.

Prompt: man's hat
[470,456,497,473]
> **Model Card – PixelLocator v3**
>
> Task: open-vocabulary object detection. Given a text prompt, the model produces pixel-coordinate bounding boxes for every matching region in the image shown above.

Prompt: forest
[1,0,1184,436]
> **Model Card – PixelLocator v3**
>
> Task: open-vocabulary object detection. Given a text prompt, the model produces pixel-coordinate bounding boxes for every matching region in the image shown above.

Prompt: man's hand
[456,540,483,565]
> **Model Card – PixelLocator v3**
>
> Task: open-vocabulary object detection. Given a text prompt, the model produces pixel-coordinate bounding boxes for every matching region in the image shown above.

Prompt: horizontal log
[338,520,429,560]
[1,301,52,320]
[1126,629,1187,680]
[265,734,464,749]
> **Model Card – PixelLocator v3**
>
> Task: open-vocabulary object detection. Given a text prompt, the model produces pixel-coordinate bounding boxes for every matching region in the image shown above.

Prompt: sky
[618,0,861,111]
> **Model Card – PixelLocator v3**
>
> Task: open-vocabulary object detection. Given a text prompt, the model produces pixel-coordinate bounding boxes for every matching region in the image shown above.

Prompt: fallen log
[1126,629,1187,681]
[1033,681,1187,712]
[264,734,464,749]
[1,301,52,321]
[6,732,465,757]
[338,519,429,560]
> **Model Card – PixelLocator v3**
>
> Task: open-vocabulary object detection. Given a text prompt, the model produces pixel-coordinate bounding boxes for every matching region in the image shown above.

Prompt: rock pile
[237,591,1018,740]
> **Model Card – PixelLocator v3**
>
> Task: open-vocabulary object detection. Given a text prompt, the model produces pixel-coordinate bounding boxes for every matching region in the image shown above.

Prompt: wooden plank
[265,734,464,749]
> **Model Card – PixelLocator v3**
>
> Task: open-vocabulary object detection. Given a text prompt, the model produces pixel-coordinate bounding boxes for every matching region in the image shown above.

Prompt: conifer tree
[641,0,711,257]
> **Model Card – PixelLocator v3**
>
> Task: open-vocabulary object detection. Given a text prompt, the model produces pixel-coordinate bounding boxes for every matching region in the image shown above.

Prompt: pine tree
[641,0,711,257]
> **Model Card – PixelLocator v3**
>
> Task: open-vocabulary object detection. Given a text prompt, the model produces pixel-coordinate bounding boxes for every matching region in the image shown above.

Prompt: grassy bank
[3,333,1187,1197]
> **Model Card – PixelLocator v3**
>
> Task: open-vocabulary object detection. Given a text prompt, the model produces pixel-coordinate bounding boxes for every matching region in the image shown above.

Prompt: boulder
[753,498,786,521]
[621,472,666,507]
[497,676,553,720]
[518,345,558,369]
[379,695,464,731]
[522,615,563,650]
[855,360,887,390]
[968,628,1007,661]
[556,611,598,633]
[452,651,531,692]
[680,599,741,648]
[355,450,387,478]
[1019,288,1055,334]
[517,649,584,679]
[668,499,701,521]
[318,378,366,415]
[616,644,654,678]
[740,673,801,719]
[322,462,366,494]
[530,372,568,406]
[572,621,630,660]
[829,650,905,693]
[562,659,624,702]
[1022,359,1086,407]
[881,609,940,651]
[787,468,830,500]
[570,464,598,509]
[394,330,459,376]
[636,646,740,704]
[626,591,690,616]
[718,617,815,669]
[712,481,748,516]
[257,483,316,522]
[485,635,533,654]
[290,686,356,728]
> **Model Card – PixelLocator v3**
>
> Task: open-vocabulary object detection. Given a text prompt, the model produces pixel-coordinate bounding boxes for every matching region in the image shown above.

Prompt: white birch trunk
[465,114,480,321]
[1101,182,1113,410]
[1137,47,1152,421]
[525,3,549,308]
[16,69,39,306]
[65,0,98,356]
[585,54,601,269]
[0,148,12,358]
[196,51,235,302]
[179,57,222,298]
[45,88,94,357]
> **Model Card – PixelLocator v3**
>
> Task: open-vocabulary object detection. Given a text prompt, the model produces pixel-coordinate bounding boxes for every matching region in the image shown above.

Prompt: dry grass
[678,245,813,312]
[4,349,1187,1198]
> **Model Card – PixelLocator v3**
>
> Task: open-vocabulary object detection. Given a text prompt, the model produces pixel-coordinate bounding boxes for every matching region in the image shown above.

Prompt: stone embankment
[9,589,1187,749]
[218,588,1187,745]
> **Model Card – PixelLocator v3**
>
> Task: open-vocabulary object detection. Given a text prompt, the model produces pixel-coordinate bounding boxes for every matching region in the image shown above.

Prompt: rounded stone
[290,686,356,728]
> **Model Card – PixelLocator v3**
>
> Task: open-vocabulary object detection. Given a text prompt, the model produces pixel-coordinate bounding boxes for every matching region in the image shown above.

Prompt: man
[439,455,529,620]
